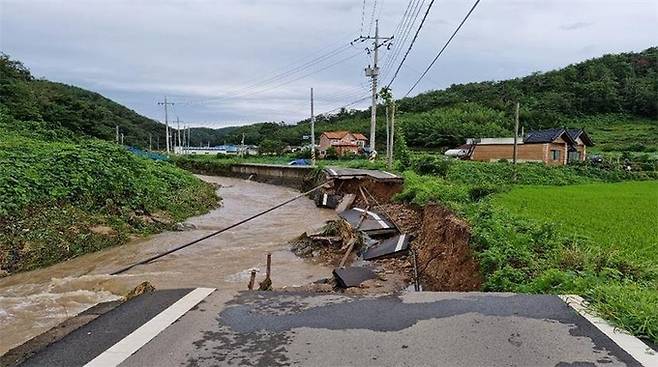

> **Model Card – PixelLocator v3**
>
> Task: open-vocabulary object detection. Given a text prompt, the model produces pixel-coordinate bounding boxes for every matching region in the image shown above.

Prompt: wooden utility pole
[389,101,396,169]
[513,102,520,164]
[157,97,174,153]
[310,87,316,166]
[384,103,391,164]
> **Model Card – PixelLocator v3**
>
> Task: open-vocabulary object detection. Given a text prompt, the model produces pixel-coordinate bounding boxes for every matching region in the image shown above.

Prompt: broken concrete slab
[363,234,411,261]
[333,267,377,288]
[324,167,402,182]
[338,208,396,235]
[316,193,341,209]
[335,193,356,213]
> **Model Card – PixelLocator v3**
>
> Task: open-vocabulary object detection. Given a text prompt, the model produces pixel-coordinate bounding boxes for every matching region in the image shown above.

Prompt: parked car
[288,159,310,166]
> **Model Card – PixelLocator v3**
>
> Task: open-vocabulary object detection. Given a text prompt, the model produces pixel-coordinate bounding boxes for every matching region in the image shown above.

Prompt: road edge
[559,294,657,367]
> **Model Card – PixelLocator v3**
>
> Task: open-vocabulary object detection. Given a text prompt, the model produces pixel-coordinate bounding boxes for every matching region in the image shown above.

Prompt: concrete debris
[315,193,341,209]
[363,234,411,261]
[333,267,377,288]
[335,194,356,213]
[338,208,396,236]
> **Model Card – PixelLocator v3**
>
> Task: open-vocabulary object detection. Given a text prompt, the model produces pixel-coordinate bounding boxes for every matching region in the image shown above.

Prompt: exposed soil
[332,177,403,204]
[413,204,482,291]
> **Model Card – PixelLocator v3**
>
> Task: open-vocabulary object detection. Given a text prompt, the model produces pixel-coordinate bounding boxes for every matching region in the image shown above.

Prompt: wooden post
[258,253,273,291]
[248,269,257,290]
[513,102,520,164]
[389,101,395,169]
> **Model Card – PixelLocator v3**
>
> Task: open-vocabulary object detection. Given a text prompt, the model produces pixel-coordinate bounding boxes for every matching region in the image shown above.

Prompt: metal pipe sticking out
[412,249,420,291]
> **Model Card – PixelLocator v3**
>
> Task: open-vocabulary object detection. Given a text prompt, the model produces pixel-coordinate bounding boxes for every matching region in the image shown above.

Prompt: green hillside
[0,54,166,148]
[0,55,219,273]
[196,47,657,153]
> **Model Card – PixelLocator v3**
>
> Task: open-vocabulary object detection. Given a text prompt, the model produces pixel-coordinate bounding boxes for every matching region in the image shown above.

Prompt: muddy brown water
[0,175,336,355]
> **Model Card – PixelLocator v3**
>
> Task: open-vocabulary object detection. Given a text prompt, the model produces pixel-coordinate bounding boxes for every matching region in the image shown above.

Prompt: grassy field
[492,181,658,260]
[487,181,658,343]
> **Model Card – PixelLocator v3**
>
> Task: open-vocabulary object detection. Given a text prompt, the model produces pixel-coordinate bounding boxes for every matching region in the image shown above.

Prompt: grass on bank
[0,131,219,273]
[398,172,658,344]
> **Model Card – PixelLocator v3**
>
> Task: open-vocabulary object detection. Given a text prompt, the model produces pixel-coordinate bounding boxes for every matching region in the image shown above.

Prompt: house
[318,131,368,156]
[451,128,593,165]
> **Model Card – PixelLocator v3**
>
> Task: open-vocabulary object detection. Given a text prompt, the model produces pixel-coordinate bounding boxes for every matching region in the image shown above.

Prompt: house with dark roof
[318,131,368,156]
[455,128,593,165]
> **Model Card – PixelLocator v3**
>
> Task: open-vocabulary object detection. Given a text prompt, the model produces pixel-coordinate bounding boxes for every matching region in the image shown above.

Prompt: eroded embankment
[412,204,482,290]
[291,196,482,292]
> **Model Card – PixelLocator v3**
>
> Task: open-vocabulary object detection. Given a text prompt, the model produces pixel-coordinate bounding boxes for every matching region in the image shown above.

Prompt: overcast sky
[1,0,656,128]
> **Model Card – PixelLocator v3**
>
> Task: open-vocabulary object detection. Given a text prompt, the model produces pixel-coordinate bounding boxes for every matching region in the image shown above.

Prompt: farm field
[491,181,658,261]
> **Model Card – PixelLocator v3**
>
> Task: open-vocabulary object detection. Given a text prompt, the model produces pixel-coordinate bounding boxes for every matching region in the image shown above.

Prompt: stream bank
[0,175,335,356]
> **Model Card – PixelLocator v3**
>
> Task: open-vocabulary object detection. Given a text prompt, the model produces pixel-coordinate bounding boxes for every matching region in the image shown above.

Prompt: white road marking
[381,170,398,178]
[327,168,338,176]
[560,295,657,367]
[394,234,406,252]
[352,207,389,228]
[85,288,215,367]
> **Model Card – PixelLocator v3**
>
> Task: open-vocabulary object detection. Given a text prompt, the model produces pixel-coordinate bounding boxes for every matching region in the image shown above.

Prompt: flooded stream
[0,175,336,355]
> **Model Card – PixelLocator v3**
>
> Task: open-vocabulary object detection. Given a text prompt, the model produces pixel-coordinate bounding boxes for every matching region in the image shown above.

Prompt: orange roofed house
[452,128,593,165]
[318,131,368,156]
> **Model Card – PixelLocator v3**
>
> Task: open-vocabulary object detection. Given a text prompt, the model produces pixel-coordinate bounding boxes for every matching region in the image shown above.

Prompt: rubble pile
[291,168,482,293]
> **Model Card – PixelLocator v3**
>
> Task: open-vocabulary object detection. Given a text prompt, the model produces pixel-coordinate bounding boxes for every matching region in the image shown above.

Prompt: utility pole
[389,101,396,169]
[115,125,119,144]
[513,102,520,164]
[176,116,182,154]
[310,87,316,166]
[355,19,393,151]
[120,132,124,145]
[157,97,174,153]
[149,133,152,151]
[240,133,245,157]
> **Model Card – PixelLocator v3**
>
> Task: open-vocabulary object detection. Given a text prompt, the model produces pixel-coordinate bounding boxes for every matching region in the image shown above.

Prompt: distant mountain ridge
[195,47,657,151]
[1,47,656,151]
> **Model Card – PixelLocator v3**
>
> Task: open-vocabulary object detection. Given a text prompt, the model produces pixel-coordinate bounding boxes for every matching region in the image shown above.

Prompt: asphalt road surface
[17,290,657,367]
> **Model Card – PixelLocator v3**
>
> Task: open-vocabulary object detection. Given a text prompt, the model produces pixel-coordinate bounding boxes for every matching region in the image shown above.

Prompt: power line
[185,44,354,105]
[368,0,378,35]
[386,0,437,87]
[381,0,426,81]
[360,0,367,35]
[405,0,482,97]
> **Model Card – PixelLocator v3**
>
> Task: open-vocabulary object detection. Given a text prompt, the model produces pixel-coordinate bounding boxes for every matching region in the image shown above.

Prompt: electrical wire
[110,181,330,275]
[386,0,437,87]
[405,0,482,97]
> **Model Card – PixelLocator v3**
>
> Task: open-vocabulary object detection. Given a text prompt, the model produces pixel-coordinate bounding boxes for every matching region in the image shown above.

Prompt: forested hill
[201,47,657,152]
[0,54,166,148]
[398,47,657,124]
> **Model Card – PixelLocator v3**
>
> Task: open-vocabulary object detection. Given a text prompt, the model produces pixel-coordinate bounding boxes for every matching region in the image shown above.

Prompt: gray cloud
[560,21,594,31]
[1,0,656,128]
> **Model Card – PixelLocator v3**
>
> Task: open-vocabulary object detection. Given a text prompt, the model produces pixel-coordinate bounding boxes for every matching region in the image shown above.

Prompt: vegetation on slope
[189,47,657,153]
[0,54,167,148]
[0,112,218,274]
